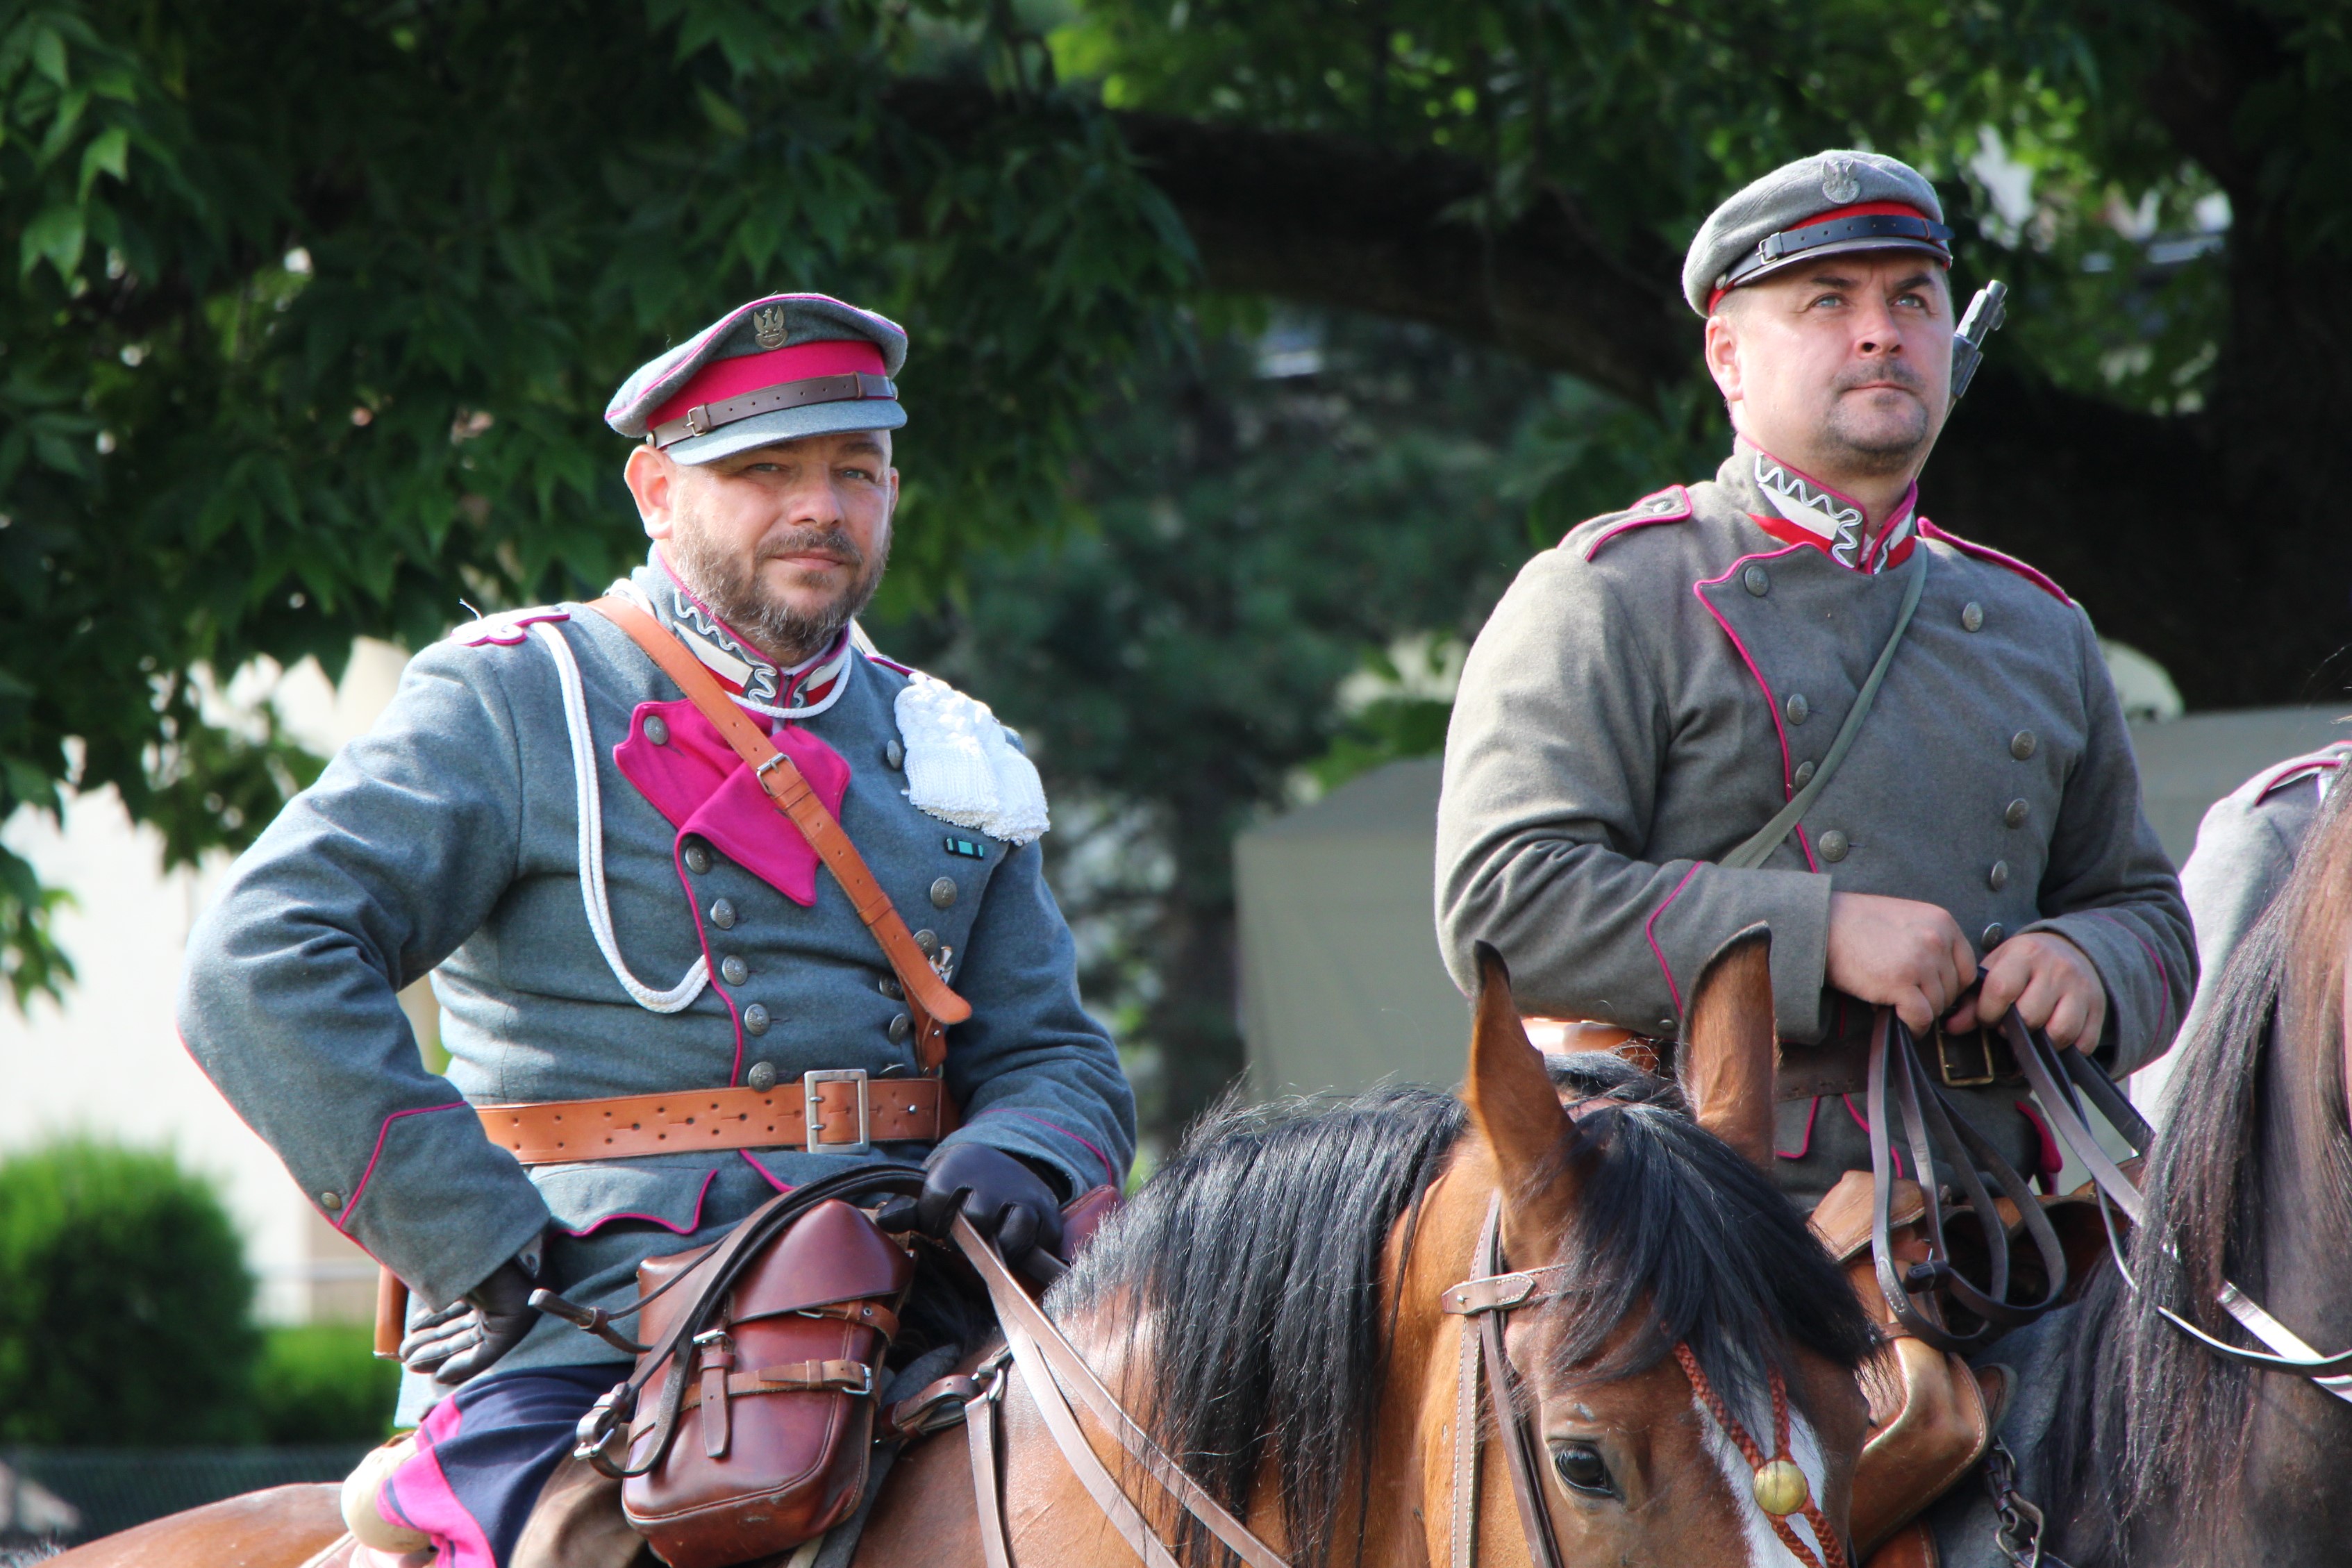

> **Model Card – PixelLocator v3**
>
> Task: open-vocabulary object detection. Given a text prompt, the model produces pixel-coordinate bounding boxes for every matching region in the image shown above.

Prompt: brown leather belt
[478,1071,955,1165]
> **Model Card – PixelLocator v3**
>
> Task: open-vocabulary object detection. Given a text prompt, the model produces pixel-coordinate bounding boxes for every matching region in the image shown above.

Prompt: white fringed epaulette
[893,673,1050,846]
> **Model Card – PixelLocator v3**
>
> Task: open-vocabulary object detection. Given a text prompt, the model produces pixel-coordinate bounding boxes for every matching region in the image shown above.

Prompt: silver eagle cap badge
[1820,156,1862,205]
[751,305,790,350]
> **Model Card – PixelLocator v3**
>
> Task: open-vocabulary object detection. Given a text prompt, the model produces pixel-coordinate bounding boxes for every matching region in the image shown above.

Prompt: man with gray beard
[1435,151,2190,1209]
[178,294,1132,1566]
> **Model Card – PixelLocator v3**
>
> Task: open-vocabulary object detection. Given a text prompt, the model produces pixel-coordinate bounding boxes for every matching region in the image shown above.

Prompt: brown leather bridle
[1440,1194,1849,1568]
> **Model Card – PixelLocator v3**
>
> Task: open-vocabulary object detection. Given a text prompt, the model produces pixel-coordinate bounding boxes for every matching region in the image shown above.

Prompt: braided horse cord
[1672,1344,1849,1568]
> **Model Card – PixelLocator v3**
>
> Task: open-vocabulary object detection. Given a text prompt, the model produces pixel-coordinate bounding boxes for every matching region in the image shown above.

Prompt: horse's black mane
[2046,780,2352,1562]
[1053,1057,1872,1568]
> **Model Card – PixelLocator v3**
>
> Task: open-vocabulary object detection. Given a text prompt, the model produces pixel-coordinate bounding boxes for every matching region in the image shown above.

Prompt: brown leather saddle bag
[618,1197,913,1568]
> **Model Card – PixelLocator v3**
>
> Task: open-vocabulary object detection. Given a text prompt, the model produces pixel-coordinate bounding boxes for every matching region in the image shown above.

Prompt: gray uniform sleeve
[2175,783,2310,1047]
[2014,607,2196,1075]
[933,836,1136,1196]
[176,644,551,1308]
[1435,551,1833,1041]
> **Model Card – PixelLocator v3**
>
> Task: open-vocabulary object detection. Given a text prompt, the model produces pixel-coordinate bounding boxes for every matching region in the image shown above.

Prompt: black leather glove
[890,1143,1065,1265]
[399,1250,550,1385]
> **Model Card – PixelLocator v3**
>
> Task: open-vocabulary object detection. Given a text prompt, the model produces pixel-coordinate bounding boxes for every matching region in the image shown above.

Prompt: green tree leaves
[0,0,1185,999]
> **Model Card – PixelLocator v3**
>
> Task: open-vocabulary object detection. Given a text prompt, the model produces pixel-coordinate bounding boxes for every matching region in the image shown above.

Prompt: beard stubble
[664,508,890,668]
[1819,358,1936,477]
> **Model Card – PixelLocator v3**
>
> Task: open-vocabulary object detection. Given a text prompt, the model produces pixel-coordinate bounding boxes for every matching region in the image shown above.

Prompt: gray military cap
[605,292,908,465]
[1682,150,1952,315]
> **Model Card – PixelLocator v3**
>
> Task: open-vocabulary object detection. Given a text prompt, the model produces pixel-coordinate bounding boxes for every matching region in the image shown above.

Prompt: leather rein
[1874,1001,2352,1395]
[1996,1012,2352,1398]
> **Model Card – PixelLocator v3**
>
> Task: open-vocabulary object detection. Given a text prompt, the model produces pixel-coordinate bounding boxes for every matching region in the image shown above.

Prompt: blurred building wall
[0,640,424,1324]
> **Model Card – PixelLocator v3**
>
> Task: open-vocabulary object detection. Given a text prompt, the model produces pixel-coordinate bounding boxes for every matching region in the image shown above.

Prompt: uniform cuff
[2012,914,2163,1076]
[942,1110,1124,1201]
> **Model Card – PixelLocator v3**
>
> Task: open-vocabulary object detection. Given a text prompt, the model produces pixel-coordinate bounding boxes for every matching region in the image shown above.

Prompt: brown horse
[51,932,1873,1567]
[1928,780,2352,1568]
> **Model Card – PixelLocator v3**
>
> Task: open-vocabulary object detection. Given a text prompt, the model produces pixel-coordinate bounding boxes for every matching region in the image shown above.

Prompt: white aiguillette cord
[949,1217,1292,1568]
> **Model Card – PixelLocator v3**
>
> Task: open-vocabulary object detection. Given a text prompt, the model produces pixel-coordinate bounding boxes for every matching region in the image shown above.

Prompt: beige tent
[1236,706,2348,1097]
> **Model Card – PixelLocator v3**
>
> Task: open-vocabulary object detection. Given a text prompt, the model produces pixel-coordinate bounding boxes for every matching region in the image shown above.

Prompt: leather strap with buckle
[647,372,896,447]
[477,1071,956,1165]
[588,596,969,1076]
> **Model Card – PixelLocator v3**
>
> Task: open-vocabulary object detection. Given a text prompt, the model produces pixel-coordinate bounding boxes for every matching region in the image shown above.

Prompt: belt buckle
[1935,1026,1997,1089]
[804,1069,872,1156]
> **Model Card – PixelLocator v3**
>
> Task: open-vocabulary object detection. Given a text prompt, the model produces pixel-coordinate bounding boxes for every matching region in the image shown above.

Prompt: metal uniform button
[2010,730,2037,760]
[746,1060,778,1093]
[708,897,736,930]
[1742,565,1770,597]
[1988,860,2011,892]
[1785,692,1810,725]
[885,739,906,770]
[683,840,714,875]
[878,976,903,1000]
[1792,760,1816,788]
[720,955,749,986]
[2005,799,2030,828]
[912,929,939,956]
[888,1012,912,1042]
[319,1190,343,1211]
[1962,601,1985,633]
[742,1003,771,1035]
[930,877,957,909]
[1817,829,1849,862]
[644,714,670,745]
[1983,922,2006,949]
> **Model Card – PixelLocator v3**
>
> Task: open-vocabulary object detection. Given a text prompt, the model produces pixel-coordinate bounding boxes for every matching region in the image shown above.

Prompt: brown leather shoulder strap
[586,597,969,1066]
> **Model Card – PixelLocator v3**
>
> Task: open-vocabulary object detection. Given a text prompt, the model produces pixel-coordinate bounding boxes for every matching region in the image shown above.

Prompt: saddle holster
[1810,1171,1994,1560]
[620,1198,913,1568]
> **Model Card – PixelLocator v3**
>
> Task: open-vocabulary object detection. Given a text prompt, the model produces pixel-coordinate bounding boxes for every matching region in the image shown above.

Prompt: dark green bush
[251,1324,399,1443]
[0,1139,260,1444]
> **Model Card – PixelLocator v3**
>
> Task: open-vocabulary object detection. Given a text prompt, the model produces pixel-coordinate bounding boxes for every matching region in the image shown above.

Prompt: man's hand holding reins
[1826,892,1978,1036]
[1945,931,2108,1051]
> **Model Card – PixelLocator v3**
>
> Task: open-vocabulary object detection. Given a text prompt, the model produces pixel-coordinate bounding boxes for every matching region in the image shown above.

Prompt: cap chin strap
[649,370,897,447]
[1708,209,1955,310]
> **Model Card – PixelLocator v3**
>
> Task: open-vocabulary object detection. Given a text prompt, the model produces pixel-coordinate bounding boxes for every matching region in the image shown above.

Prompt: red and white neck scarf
[1749,449,1919,574]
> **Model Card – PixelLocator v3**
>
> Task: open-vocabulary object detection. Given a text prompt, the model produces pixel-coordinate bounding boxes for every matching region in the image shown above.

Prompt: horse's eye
[1552,1441,1613,1497]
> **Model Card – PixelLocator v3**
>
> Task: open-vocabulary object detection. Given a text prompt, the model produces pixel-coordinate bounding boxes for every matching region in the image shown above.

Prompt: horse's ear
[1678,923,1778,1172]
[1464,942,1573,1191]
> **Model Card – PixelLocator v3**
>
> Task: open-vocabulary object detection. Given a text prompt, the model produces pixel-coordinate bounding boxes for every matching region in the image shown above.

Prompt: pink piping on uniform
[1776,1095,1820,1160]
[740,1149,794,1193]
[2014,1101,2063,1192]
[1644,863,1705,1015]
[2253,751,2347,803]
[557,1169,719,1238]
[1842,1094,1905,1181]
[339,1102,470,1234]
[865,653,914,676]
[974,1109,1121,1187]
[380,1387,497,1568]
[1917,520,2071,603]
[1694,543,1821,874]
[2083,910,2172,1040]
[1578,487,1692,559]
[673,837,746,1084]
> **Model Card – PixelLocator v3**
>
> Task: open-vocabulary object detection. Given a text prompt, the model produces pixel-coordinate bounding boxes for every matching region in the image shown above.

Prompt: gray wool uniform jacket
[179,555,1133,1411]
[2177,740,2350,1046]
[1437,443,2192,1202]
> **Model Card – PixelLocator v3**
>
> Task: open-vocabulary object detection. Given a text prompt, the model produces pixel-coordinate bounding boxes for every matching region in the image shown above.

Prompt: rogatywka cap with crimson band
[606,293,908,465]
[1682,150,1953,316]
